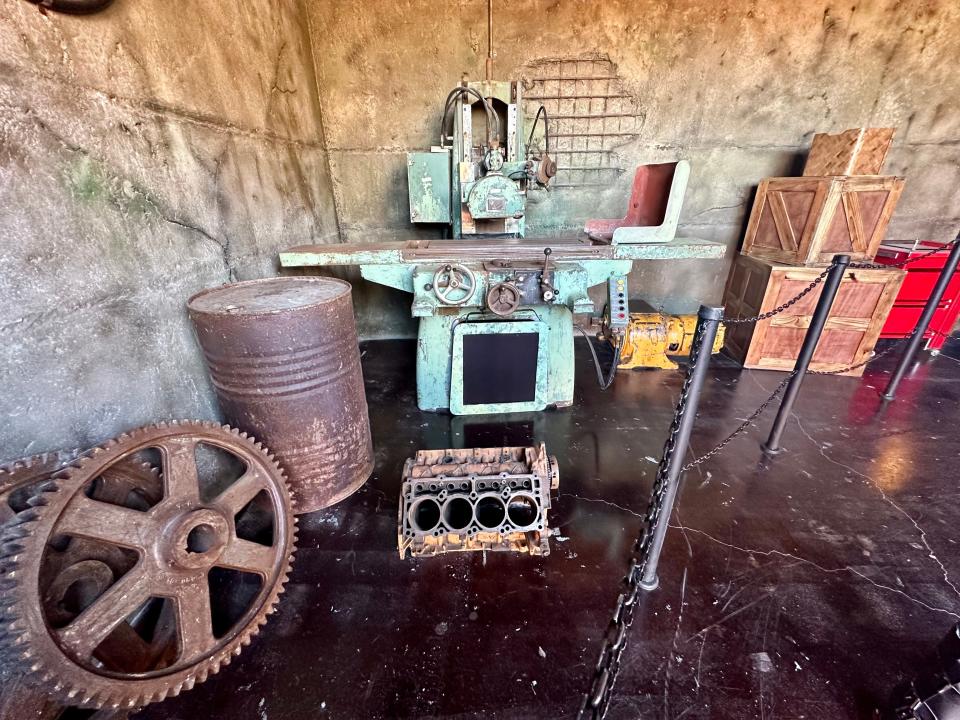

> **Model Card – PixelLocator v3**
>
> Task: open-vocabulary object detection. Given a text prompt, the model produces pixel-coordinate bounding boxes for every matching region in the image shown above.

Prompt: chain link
[680,372,795,472]
[578,323,708,720]
[849,237,958,270]
[721,264,834,325]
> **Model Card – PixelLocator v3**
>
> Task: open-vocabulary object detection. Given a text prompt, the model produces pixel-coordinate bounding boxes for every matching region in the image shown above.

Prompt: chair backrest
[623,162,679,228]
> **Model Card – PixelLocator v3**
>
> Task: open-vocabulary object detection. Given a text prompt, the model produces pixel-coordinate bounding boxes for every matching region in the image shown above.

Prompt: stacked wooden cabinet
[723,128,907,376]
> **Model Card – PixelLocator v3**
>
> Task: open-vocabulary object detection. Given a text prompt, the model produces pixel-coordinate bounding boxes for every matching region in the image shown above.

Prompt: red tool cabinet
[876,241,960,351]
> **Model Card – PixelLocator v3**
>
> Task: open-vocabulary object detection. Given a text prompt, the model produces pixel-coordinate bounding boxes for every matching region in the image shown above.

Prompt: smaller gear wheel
[0,452,79,525]
[0,421,297,709]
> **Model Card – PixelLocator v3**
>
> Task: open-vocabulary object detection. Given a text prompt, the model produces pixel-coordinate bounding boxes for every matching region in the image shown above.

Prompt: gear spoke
[213,469,268,514]
[56,494,153,549]
[57,564,153,660]
[158,437,201,503]
[174,576,215,660]
[217,537,276,577]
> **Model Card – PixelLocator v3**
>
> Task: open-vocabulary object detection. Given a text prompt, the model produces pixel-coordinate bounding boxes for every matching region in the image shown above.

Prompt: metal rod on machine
[762,254,850,454]
[882,235,960,400]
[639,305,723,591]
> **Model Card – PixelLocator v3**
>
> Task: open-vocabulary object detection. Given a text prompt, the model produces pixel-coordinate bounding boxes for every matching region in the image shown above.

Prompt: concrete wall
[0,0,338,460]
[308,0,960,320]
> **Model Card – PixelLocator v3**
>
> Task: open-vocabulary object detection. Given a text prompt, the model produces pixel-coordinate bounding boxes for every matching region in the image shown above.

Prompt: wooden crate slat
[741,175,904,265]
[803,128,895,176]
[722,255,905,376]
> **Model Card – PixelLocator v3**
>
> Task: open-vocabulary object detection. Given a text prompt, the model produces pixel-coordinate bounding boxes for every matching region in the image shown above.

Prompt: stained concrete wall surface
[309,0,960,317]
[0,0,338,460]
[2,0,959,461]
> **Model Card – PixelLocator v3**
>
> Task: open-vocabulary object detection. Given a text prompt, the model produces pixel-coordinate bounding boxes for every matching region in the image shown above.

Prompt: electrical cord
[526,105,549,154]
[440,86,500,146]
[577,326,621,390]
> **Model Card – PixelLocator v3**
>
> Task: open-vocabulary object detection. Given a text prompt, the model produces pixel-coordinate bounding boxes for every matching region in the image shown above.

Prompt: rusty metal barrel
[187,277,373,513]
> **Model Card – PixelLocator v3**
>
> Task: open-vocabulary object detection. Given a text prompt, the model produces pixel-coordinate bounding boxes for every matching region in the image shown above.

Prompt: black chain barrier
[575,252,959,717]
[849,236,959,270]
[721,264,833,324]
[578,321,710,720]
[578,236,960,717]
[577,327,932,718]
[681,372,794,471]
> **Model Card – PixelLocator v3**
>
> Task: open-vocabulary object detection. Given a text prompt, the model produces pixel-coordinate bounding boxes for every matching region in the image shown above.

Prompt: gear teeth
[0,419,298,710]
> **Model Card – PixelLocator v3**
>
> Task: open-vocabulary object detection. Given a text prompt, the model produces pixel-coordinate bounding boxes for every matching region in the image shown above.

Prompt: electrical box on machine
[407,78,555,238]
[408,150,451,224]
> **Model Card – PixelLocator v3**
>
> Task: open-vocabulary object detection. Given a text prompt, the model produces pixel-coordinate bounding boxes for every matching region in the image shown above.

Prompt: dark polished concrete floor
[139,336,960,720]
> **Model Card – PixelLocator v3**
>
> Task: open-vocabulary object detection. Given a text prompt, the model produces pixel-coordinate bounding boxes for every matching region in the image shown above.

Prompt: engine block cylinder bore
[506,493,539,529]
[398,444,559,558]
[475,494,507,529]
[188,277,373,514]
[441,496,473,531]
[409,497,442,533]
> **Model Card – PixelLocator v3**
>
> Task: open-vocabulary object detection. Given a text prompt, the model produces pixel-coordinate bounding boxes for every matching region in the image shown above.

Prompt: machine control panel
[608,276,629,329]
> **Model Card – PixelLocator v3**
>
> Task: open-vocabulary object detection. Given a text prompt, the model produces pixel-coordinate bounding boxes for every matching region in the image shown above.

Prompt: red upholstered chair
[584,161,690,244]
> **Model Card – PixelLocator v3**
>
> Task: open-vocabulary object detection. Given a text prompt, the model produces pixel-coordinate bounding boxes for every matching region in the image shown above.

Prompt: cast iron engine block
[398,444,559,558]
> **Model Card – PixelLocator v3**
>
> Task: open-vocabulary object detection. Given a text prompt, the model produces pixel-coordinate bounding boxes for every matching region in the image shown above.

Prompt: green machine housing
[280,79,725,415]
[407,79,553,239]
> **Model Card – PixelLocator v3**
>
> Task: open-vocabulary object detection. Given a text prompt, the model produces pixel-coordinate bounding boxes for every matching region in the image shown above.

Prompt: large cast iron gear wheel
[0,421,297,709]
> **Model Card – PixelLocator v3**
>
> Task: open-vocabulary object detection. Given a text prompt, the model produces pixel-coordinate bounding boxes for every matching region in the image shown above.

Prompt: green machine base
[416,306,574,414]
[279,237,725,416]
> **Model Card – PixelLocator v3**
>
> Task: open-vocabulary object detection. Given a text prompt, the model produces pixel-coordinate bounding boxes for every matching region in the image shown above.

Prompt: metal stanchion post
[762,254,851,454]
[882,237,960,400]
[639,305,723,591]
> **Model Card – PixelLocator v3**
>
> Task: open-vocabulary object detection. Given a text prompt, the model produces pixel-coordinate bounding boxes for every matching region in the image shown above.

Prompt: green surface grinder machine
[280,77,724,415]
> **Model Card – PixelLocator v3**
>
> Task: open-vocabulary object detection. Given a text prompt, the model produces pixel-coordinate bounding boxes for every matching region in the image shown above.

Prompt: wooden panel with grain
[803,128,895,176]
[741,175,904,265]
[722,255,905,376]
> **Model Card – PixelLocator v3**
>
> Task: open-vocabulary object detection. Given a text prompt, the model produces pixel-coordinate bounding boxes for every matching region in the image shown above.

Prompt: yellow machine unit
[618,313,726,370]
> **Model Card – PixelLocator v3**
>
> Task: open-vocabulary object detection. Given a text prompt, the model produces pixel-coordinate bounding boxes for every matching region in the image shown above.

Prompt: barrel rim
[187,276,353,317]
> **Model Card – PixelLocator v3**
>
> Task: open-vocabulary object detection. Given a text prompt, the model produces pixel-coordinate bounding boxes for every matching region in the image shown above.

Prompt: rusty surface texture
[0,451,139,719]
[0,421,297,710]
[188,277,374,514]
[398,444,559,558]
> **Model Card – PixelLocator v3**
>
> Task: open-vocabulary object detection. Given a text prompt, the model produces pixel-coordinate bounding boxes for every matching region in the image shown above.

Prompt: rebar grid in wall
[522,56,641,189]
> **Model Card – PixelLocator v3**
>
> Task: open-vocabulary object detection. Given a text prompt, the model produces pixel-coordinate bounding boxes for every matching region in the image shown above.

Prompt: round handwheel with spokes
[0,421,297,709]
[486,281,522,317]
[433,263,477,306]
